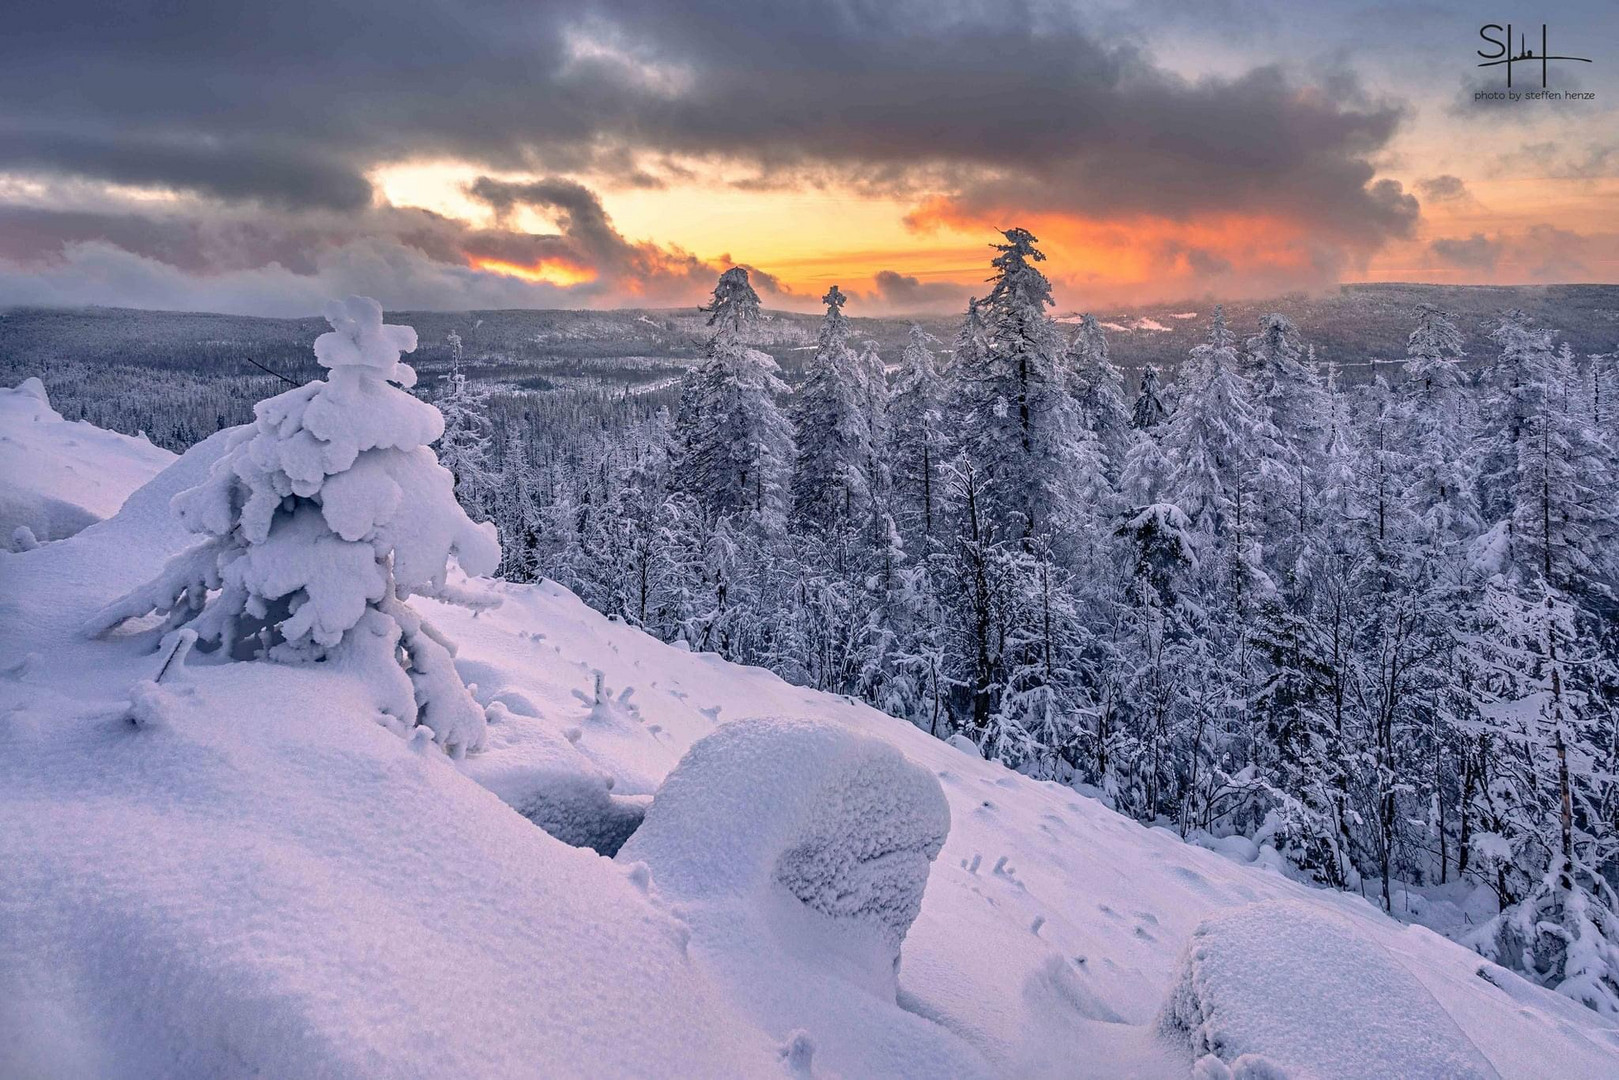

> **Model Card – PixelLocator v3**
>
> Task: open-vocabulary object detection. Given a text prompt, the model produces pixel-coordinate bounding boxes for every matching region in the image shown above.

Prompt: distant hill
[3,284,1615,449]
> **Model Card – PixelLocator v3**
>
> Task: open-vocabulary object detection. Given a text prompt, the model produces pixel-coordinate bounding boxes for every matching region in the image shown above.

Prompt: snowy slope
[0,378,174,545]
[4,409,1619,1078]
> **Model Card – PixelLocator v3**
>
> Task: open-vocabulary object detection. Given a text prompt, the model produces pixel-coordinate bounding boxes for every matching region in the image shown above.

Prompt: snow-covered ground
[4,385,1619,1078]
[0,378,173,547]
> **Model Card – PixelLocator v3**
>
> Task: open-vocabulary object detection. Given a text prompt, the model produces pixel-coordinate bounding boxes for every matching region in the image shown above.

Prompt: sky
[0,0,1615,316]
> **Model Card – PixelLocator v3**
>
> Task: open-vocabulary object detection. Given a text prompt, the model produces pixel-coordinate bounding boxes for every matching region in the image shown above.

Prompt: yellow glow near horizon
[470,257,598,287]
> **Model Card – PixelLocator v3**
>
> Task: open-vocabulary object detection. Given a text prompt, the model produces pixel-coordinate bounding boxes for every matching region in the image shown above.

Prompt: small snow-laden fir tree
[86,296,501,755]
[791,286,874,531]
[674,267,795,534]
[1131,365,1169,431]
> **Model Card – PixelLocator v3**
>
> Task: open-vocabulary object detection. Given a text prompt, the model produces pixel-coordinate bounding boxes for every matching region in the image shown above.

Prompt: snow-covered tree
[956,228,1092,542]
[1131,365,1169,430]
[888,323,949,548]
[434,330,496,519]
[791,285,874,531]
[86,296,501,754]
[673,268,795,533]
[1066,313,1132,478]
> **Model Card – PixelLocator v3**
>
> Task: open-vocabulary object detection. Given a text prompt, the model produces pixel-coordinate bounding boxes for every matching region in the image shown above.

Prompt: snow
[4,400,1619,1078]
[1162,899,1496,1077]
[0,376,173,543]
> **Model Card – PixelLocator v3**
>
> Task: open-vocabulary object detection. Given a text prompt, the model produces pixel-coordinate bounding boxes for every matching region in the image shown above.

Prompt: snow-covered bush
[85,296,500,754]
[619,718,950,965]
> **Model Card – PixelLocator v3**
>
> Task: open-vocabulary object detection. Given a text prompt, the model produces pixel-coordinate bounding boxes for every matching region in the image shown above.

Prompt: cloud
[0,238,583,317]
[1424,224,1605,281]
[1429,232,1499,270]
[1416,175,1470,202]
[870,270,969,312]
[0,0,1426,309]
[0,181,739,314]
[463,175,717,296]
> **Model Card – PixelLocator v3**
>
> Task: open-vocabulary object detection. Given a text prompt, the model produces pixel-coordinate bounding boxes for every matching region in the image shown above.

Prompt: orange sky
[373,157,1619,312]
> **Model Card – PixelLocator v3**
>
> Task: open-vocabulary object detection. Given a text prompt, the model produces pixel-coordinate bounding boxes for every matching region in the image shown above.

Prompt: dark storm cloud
[2,1,1413,223]
[464,174,717,290]
[0,0,1422,310]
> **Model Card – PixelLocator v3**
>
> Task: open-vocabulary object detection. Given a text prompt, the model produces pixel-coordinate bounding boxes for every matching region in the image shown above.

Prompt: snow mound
[1161,899,1497,1078]
[0,376,173,543]
[621,716,949,957]
[619,717,984,1078]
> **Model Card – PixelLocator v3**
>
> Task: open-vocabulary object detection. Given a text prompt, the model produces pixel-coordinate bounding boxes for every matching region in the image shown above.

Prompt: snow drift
[0,376,172,546]
[620,717,985,1078]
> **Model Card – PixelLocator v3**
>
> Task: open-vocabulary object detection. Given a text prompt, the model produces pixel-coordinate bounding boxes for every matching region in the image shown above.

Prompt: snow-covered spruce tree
[956,229,1091,543]
[434,328,495,520]
[1163,307,1281,589]
[1402,304,1480,549]
[888,323,949,550]
[1476,310,1553,525]
[1159,308,1282,832]
[492,432,542,583]
[1065,313,1132,479]
[791,285,875,533]
[1131,365,1169,431]
[673,267,795,534]
[86,296,501,755]
[1243,313,1327,577]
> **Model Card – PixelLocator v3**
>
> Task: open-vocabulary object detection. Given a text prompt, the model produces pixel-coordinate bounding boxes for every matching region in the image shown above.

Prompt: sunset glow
[469,256,598,288]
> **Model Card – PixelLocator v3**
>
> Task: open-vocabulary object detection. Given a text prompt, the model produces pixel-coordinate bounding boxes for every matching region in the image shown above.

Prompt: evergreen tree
[1131,365,1169,430]
[956,229,1091,542]
[888,323,949,549]
[1066,313,1132,478]
[86,296,501,755]
[673,268,795,533]
[791,285,874,532]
